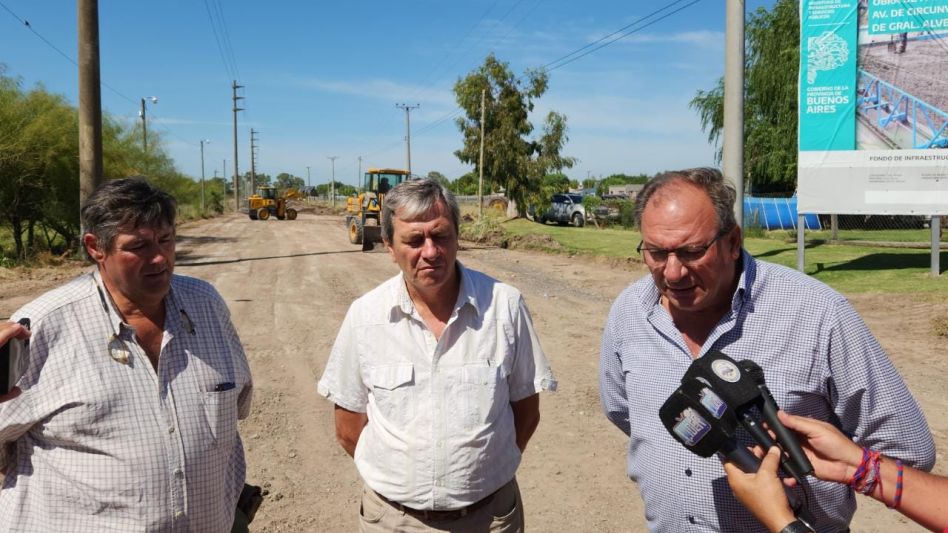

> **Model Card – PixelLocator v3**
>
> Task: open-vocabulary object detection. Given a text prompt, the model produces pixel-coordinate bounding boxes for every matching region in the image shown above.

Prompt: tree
[450,172,479,196]
[0,65,204,261]
[453,53,575,215]
[690,0,799,193]
[426,171,451,189]
[597,173,649,196]
[275,172,304,191]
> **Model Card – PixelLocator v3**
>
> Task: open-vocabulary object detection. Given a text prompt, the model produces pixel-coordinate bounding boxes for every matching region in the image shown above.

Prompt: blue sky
[0,0,774,188]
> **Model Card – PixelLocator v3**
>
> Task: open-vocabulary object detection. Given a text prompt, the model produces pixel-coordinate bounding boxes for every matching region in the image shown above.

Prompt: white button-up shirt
[318,263,556,510]
[0,271,252,532]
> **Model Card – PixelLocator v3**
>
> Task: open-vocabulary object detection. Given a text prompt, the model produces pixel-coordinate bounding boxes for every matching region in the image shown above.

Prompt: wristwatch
[778,519,814,533]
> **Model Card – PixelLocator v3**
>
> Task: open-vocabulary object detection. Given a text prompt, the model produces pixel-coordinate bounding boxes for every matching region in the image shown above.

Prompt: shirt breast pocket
[366,364,415,425]
[458,364,509,429]
[203,387,239,447]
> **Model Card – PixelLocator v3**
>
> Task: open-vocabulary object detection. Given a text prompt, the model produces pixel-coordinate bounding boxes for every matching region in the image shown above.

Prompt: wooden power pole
[78,0,103,207]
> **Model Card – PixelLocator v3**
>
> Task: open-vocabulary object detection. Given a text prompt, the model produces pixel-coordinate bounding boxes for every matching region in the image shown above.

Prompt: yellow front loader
[345,168,408,251]
[248,186,299,220]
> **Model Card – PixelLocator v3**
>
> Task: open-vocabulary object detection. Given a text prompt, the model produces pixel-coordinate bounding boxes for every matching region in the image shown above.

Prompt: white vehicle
[536,193,585,227]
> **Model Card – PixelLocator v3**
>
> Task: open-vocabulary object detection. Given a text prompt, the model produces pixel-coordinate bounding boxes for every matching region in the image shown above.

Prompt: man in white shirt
[318,178,556,532]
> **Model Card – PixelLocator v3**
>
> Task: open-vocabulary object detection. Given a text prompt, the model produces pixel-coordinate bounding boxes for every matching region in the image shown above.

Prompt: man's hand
[0,321,29,403]
[333,405,367,458]
[723,447,796,533]
[511,394,540,453]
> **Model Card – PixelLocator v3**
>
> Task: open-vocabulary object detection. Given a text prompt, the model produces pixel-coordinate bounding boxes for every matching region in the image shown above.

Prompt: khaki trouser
[359,478,524,533]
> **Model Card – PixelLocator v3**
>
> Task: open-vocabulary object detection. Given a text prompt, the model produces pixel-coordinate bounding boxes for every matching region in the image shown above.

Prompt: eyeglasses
[636,230,727,266]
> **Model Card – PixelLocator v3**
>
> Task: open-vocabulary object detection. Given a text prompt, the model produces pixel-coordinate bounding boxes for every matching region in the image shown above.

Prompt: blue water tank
[743,196,822,230]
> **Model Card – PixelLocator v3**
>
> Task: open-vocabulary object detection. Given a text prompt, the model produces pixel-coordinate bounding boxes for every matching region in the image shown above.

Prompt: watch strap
[778,519,814,533]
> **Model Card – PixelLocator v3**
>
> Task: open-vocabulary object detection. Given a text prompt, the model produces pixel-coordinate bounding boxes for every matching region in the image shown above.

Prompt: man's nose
[662,254,688,282]
[420,237,439,258]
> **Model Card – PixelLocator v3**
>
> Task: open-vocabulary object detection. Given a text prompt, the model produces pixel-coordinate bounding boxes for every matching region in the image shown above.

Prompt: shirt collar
[392,261,479,318]
[91,269,186,337]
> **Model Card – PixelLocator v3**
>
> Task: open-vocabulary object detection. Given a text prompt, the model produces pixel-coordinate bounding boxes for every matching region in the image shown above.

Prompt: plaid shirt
[600,251,935,533]
[0,271,252,532]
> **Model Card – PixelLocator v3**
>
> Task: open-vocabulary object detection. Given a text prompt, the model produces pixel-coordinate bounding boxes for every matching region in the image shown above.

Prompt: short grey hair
[81,177,177,258]
[381,178,460,243]
[633,167,738,234]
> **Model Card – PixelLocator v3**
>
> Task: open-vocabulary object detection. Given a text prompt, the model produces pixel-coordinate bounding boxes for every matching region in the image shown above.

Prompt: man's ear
[727,226,743,259]
[384,240,396,262]
[83,233,106,263]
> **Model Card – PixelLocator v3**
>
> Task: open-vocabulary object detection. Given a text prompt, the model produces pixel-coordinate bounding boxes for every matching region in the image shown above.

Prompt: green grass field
[499,218,948,295]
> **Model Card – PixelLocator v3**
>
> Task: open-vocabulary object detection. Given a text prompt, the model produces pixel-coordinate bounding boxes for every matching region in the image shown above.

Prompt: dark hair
[81,178,177,256]
[381,178,460,243]
[632,167,737,234]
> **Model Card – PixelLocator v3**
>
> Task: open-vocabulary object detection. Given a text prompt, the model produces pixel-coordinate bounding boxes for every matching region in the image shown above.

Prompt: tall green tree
[275,172,304,190]
[690,0,800,193]
[453,53,575,215]
[426,171,451,189]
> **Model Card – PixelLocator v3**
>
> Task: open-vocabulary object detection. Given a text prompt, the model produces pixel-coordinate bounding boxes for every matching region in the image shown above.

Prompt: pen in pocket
[213,382,236,392]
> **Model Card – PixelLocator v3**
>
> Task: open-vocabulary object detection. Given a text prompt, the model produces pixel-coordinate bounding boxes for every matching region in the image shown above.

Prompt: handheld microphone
[738,360,814,479]
[659,375,760,473]
[663,352,813,480]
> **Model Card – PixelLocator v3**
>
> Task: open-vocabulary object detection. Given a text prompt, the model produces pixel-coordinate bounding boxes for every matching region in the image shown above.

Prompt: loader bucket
[361,225,386,252]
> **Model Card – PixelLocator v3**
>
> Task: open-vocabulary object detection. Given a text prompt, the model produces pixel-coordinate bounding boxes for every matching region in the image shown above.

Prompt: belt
[375,484,503,522]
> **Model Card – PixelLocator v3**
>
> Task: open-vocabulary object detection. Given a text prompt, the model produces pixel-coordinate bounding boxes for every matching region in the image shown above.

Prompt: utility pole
[357,156,362,190]
[328,156,339,209]
[250,128,259,193]
[223,159,227,198]
[396,103,420,176]
[306,166,311,188]
[78,0,103,209]
[723,0,745,229]
[232,80,244,211]
[140,96,157,157]
[478,89,485,218]
[200,139,210,214]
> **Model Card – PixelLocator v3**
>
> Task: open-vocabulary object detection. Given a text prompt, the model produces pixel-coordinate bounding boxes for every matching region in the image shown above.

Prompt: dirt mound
[507,233,563,251]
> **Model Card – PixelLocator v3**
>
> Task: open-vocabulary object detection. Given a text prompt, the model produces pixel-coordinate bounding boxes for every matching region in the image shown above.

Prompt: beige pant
[358,479,524,533]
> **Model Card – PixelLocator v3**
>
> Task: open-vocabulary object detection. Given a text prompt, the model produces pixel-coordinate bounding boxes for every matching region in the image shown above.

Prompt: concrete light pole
[200,139,210,214]
[328,156,338,209]
[140,96,158,156]
[396,103,420,176]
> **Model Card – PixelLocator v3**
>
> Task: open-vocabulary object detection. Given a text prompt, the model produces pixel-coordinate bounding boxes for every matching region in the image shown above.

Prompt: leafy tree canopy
[690,0,799,193]
[453,53,576,215]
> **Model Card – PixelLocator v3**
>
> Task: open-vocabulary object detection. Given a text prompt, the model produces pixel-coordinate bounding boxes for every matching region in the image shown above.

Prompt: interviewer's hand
[724,446,796,533]
[0,321,29,347]
[776,411,863,485]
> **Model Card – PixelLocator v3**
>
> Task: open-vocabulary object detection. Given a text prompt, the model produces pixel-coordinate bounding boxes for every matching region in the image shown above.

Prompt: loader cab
[363,168,409,195]
[259,186,277,200]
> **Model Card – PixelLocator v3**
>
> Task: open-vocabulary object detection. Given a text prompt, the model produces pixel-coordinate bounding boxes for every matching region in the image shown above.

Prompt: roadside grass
[493,218,948,295]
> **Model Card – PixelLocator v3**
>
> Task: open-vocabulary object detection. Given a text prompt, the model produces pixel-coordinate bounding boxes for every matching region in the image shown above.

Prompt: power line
[0,0,136,105]
[370,0,704,157]
[544,0,704,73]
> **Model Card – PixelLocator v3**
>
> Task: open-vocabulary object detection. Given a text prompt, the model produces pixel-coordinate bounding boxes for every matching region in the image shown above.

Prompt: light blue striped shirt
[600,251,934,533]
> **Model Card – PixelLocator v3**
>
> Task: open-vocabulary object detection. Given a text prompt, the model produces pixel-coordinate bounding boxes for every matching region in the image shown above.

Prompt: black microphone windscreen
[682,351,761,409]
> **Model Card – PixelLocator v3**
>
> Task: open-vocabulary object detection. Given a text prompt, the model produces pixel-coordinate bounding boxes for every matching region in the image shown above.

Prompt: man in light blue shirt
[599,167,934,532]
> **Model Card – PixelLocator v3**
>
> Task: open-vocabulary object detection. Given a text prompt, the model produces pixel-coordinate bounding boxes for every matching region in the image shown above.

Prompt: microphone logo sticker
[711,359,741,383]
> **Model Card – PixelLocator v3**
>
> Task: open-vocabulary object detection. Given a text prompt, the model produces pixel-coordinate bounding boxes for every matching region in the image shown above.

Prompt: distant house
[608,183,644,198]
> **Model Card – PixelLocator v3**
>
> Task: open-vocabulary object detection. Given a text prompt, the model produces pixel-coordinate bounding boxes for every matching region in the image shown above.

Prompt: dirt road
[1,211,944,532]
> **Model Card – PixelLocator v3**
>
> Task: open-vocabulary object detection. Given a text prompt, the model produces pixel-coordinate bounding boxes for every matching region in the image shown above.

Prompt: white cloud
[282,76,457,108]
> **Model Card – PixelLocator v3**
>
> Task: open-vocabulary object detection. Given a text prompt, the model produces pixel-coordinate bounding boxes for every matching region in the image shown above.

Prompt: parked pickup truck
[534,193,586,227]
